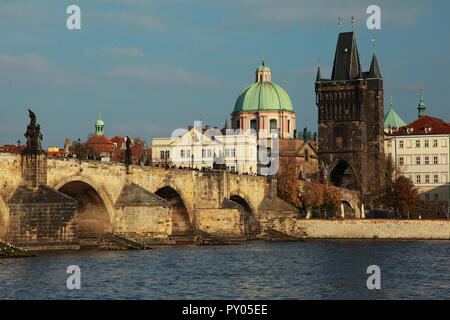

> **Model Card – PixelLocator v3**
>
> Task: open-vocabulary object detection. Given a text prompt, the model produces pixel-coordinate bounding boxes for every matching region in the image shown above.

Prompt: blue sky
[0,0,449,147]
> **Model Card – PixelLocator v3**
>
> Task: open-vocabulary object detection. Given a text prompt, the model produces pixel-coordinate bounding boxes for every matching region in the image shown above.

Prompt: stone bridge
[0,152,298,249]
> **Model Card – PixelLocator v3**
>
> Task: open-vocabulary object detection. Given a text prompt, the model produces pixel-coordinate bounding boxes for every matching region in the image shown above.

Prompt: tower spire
[331,31,361,80]
[316,56,321,82]
[417,81,426,118]
[368,39,381,79]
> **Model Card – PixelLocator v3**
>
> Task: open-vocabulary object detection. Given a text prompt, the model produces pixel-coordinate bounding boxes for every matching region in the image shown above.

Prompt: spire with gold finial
[418,81,426,118]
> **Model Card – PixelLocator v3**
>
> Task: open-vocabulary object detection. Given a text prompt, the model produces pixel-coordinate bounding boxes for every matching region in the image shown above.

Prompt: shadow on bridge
[155,186,193,236]
[57,181,112,235]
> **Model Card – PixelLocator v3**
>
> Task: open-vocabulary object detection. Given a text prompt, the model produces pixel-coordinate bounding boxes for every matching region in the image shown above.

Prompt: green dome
[234,81,293,112]
[257,65,271,72]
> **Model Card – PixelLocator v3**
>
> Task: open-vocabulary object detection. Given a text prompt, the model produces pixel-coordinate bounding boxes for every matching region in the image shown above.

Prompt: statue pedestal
[21,153,47,189]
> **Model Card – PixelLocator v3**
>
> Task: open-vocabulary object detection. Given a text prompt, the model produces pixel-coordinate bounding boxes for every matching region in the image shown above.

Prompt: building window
[424,156,429,165]
[399,157,404,165]
[305,149,309,162]
[425,174,430,183]
[186,150,191,158]
[180,150,185,158]
[399,140,404,148]
[443,174,448,183]
[165,150,170,159]
[236,120,240,129]
[250,119,257,131]
[434,193,439,201]
[424,140,429,148]
[415,140,420,148]
[225,148,236,158]
[416,156,421,165]
[202,149,206,158]
[207,149,212,157]
[442,155,448,164]
[288,120,291,133]
[442,139,448,147]
[425,193,430,200]
[433,139,438,147]
[270,119,277,131]
[433,156,438,164]
[434,174,439,183]
[416,175,421,183]
[160,151,165,159]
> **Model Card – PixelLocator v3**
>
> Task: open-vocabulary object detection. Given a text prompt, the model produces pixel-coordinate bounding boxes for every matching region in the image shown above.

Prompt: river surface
[0,241,449,299]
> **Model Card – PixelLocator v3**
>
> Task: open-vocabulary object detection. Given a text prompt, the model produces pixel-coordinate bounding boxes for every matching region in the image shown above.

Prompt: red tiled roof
[111,136,125,143]
[0,145,26,153]
[86,135,115,152]
[391,115,450,136]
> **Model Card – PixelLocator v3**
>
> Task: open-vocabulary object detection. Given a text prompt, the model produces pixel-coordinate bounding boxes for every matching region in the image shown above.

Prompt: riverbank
[273,219,450,240]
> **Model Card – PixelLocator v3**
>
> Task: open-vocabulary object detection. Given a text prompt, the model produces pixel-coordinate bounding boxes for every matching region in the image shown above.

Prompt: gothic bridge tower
[315,32,384,201]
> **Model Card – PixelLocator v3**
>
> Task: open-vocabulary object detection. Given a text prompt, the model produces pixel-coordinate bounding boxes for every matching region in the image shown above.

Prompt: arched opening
[58,181,112,235]
[155,186,193,236]
[229,195,259,236]
[330,160,357,189]
[341,200,355,218]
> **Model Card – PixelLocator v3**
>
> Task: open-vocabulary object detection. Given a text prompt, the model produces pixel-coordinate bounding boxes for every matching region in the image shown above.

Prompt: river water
[0,241,449,300]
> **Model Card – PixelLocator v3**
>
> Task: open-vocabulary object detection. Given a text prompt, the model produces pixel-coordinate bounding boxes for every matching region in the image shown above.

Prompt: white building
[385,114,450,211]
[152,126,258,174]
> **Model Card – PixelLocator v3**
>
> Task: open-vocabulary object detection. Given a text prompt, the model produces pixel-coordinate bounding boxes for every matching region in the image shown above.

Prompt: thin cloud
[0,53,68,86]
[84,47,145,57]
[223,0,431,26]
[92,10,164,30]
[105,65,218,87]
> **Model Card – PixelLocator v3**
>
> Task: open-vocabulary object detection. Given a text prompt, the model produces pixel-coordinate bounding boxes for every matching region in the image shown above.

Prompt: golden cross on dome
[351,16,355,31]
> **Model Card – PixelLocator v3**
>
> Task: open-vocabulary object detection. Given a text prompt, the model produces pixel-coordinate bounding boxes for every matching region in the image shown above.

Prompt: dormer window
[424,127,431,134]
[406,128,413,134]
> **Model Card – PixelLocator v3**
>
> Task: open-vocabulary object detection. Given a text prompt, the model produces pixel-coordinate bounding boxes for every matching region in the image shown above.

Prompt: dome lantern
[95,115,105,136]
[255,58,271,82]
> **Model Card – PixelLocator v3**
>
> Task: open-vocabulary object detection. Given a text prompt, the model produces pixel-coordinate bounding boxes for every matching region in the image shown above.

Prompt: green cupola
[233,60,294,112]
[95,115,105,135]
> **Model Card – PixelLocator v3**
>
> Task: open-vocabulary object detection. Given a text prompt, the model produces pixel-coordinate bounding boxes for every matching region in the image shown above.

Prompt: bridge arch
[154,185,193,236]
[329,160,358,190]
[341,200,356,218]
[229,193,260,236]
[52,175,114,235]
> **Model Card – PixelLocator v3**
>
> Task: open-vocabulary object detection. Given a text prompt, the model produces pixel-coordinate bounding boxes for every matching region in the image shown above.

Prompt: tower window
[334,125,345,148]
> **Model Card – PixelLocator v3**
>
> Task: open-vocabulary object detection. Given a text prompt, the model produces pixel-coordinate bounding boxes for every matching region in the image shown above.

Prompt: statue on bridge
[125,136,132,168]
[22,109,43,154]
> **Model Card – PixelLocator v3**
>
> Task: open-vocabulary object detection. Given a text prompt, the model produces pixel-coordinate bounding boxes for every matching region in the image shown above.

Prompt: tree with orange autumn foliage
[279,179,342,219]
[374,155,423,218]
